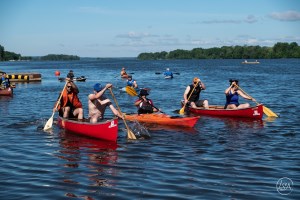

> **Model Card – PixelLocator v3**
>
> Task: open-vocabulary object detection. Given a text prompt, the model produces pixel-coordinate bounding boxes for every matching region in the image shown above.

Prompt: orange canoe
[125,113,200,128]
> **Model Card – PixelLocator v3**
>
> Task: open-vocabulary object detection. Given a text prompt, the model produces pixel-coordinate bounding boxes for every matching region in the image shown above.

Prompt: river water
[0,59,299,199]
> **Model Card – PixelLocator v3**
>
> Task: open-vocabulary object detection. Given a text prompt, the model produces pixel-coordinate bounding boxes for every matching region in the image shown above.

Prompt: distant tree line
[137,42,300,60]
[0,44,80,61]
[0,44,23,61]
[40,54,80,61]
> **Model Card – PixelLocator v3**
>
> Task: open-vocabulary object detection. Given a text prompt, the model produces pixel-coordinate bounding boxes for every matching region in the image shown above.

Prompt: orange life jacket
[56,89,82,110]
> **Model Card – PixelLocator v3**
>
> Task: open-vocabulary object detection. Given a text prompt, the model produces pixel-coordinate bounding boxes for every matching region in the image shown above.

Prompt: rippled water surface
[0,59,299,199]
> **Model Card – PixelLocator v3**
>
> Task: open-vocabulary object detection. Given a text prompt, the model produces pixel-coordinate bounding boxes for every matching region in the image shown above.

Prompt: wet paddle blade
[43,113,54,131]
[179,106,185,115]
[125,86,138,96]
[127,129,137,139]
[263,106,278,117]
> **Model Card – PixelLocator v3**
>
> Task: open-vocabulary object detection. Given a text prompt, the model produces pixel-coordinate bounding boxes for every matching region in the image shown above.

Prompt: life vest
[57,89,82,110]
[138,99,154,114]
[187,84,202,102]
[225,90,239,108]
[127,79,135,87]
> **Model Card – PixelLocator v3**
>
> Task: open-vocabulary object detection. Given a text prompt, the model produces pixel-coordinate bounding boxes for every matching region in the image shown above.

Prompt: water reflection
[55,130,119,196]
[222,118,264,130]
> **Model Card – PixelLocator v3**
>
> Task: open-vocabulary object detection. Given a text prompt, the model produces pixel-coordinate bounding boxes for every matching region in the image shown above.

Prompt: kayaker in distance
[88,83,123,123]
[120,67,127,78]
[67,70,74,80]
[183,77,209,109]
[163,68,173,78]
[224,79,255,109]
[53,78,84,120]
[134,89,159,114]
[127,75,138,88]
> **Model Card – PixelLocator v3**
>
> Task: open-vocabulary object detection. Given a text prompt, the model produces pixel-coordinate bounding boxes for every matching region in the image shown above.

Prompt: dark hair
[229,79,239,84]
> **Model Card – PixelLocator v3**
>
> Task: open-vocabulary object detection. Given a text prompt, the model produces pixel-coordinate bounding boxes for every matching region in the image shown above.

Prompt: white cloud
[269,10,300,21]
[116,31,159,40]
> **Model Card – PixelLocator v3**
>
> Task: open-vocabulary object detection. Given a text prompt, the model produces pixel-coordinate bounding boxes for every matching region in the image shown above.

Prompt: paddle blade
[125,86,138,96]
[43,113,54,131]
[179,106,185,115]
[127,129,137,140]
[263,106,278,117]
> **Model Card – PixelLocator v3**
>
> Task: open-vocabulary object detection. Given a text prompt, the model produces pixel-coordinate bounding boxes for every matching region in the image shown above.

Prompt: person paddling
[134,89,159,114]
[224,79,255,109]
[120,67,128,78]
[53,78,83,120]
[163,68,173,78]
[183,77,209,109]
[88,83,123,123]
[127,75,138,89]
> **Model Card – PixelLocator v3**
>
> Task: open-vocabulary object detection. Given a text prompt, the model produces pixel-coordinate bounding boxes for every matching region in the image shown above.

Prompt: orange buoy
[55,71,60,76]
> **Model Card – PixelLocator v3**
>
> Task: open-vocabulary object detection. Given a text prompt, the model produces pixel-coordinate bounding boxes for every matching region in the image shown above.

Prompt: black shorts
[195,100,206,107]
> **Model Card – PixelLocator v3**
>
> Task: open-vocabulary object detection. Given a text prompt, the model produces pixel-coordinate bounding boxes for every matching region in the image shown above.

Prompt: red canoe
[0,87,13,97]
[188,104,263,119]
[57,116,119,142]
[125,113,200,127]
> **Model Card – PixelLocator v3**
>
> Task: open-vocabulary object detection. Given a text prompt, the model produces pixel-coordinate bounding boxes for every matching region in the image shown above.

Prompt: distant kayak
[241,60,260,64]
[164,75,173,79]
[125,113,200,128]
[58,76,87,82]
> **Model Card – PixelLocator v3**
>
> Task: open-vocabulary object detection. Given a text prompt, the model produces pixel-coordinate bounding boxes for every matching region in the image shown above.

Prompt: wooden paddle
[125,86,138,96]
[235,84,278,117]
[109,88,137,139]
[43,82,67,131]
[179,81,199,115]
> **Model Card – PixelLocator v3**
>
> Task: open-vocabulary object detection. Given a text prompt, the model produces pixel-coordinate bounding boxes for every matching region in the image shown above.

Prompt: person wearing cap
[134,89,159,114]
[67,70,74,80]
[120,67,127,78]
[126,75,138,88]
[224,79,255,109]
[53,78,83,120]
[88,83,123,123]
[183,77,209,109]
[163,68,173,78]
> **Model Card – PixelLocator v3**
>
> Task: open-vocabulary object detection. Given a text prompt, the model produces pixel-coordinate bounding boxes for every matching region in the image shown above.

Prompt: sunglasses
[67,85,72,88]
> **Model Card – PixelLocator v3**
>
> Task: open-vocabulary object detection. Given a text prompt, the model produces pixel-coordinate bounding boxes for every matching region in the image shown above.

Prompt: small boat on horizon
[242,60,260,64]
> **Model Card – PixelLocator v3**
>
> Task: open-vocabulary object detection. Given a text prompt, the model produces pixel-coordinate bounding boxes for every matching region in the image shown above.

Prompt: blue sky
[1,0,300,57]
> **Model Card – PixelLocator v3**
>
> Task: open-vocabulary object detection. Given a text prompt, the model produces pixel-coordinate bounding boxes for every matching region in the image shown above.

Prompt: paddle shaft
[44,81,67,130]
[54,82,68,110]
[235,84,278,117]
[109,88,136,139]
[234,84,258,104]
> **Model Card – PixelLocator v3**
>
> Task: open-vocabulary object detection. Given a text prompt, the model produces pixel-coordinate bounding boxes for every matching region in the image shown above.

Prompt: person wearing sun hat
[134,88,159,114]
[88,83,123,123]
[183,77,209,109]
